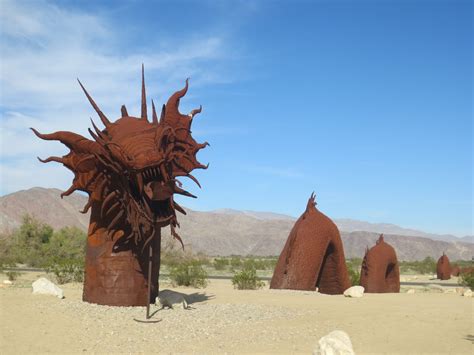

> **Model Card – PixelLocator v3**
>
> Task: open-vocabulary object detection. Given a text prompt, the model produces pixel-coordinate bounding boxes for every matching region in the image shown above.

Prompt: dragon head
[32,65,208,250]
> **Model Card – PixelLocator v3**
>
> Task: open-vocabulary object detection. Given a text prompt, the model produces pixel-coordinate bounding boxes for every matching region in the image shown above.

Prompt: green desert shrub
[213,258,229,270]
[5,267,22,281]
[232,265,265,290]
[1,216,87,269]
[46,258,84,284]
[242,257,268,270]
[9,215,54,267]
[230,256,242,270]
[169,260,208,288]
[459,270,474,290]
[346,263,361,286]
[264,257,278,271]
[399,257,436,275]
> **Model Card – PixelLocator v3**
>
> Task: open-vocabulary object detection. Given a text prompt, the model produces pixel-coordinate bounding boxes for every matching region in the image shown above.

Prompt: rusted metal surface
[437,253,451,280]
[32,66,208,306]
[360,234,400,293]
[270,193,351,294]
[450,265,461,277]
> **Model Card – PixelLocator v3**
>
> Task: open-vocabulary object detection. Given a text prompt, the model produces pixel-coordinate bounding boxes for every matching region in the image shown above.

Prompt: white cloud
[0,0,232,195]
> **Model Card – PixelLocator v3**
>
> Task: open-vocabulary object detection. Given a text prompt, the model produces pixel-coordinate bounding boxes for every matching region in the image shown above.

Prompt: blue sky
[0,0,472,236]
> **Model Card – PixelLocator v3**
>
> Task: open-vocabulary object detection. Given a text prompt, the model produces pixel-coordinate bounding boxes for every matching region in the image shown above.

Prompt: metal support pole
[146,243,152,319]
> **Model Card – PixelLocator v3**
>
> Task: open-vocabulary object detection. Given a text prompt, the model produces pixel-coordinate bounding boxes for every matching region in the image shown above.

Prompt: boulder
[462,289,473,297]
[406,289,415,294]
[156,289,188,310]
[313,330,355,355]
[32,278,64,299]
[343,286,364,298]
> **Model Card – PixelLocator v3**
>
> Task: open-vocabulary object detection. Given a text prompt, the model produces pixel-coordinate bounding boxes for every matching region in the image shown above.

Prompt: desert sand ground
[0,272,472,354]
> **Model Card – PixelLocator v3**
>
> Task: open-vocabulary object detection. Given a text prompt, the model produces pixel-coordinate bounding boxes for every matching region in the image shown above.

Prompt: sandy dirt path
[0,273,472,354]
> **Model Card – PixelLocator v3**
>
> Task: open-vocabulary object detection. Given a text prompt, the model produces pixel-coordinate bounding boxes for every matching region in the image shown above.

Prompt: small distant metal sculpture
[359,234,400,293]
[270,193,351,294]
[450,265,461,277]
[437,253,451,280]
[32,66,208,306]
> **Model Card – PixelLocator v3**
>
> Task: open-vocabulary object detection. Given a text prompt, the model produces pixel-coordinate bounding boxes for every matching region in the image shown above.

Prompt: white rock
[343,286,364,298]
[32,278,64,299]
[443,288,457,294]
[406,289,415,294]
[462,289,473,297]
[3,280,13,285]
[313,330,355,355]
[156,289,188,310]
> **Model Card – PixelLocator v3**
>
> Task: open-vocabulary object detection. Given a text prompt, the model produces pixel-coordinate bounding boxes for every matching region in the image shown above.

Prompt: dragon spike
[151,99,158,124]
[61,184,77,198]
[197,162,210,170]
[185,173,201,188]
[30,128,94,152]
[90,118,106,139]
[164,78,189,120]
[77,79,111,128]
[197,141,210,150]
[160,104,166,121]
[189,105,202,119]
[37,156,63,164]
[174,185,197,198]
[141,64,147,121]
[121,105,129,117]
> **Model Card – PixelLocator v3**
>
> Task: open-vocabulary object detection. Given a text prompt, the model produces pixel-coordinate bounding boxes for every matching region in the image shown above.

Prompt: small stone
[462,289,472,297]
[32,278,64,299]
[3,280,13,285]
[443,288,456,294]
[313,330,355,355]
[406,289,415,294]
[343,286,364,298]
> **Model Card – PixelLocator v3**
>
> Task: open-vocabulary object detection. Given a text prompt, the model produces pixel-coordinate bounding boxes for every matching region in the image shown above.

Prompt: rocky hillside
[1,187,472,260]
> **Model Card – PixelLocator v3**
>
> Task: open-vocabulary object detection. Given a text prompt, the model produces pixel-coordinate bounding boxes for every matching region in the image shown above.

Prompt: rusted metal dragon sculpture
[32,66,208,306]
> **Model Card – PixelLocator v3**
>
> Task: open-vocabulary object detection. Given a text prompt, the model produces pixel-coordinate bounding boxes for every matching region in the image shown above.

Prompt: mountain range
[1,187,472,260]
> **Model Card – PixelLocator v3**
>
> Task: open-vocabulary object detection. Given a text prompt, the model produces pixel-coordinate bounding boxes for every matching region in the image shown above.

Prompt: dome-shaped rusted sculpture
[450,265,461,277]
[359,234,400,293]
[437,253,451,280]
[32,66,208,306]
[270,193,351,294]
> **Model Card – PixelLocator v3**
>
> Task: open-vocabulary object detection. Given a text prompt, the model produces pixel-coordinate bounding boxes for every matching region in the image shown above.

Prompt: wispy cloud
[0,0,235,194]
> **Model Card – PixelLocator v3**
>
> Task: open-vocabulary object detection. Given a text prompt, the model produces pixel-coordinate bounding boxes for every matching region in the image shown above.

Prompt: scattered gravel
[33,293,314,353]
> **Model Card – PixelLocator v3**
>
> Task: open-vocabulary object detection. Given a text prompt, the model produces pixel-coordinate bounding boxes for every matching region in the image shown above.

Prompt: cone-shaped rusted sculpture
[437,253,451,280]
[32,67,208,306]
[359,234,400,293]
[270,193,351,294]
